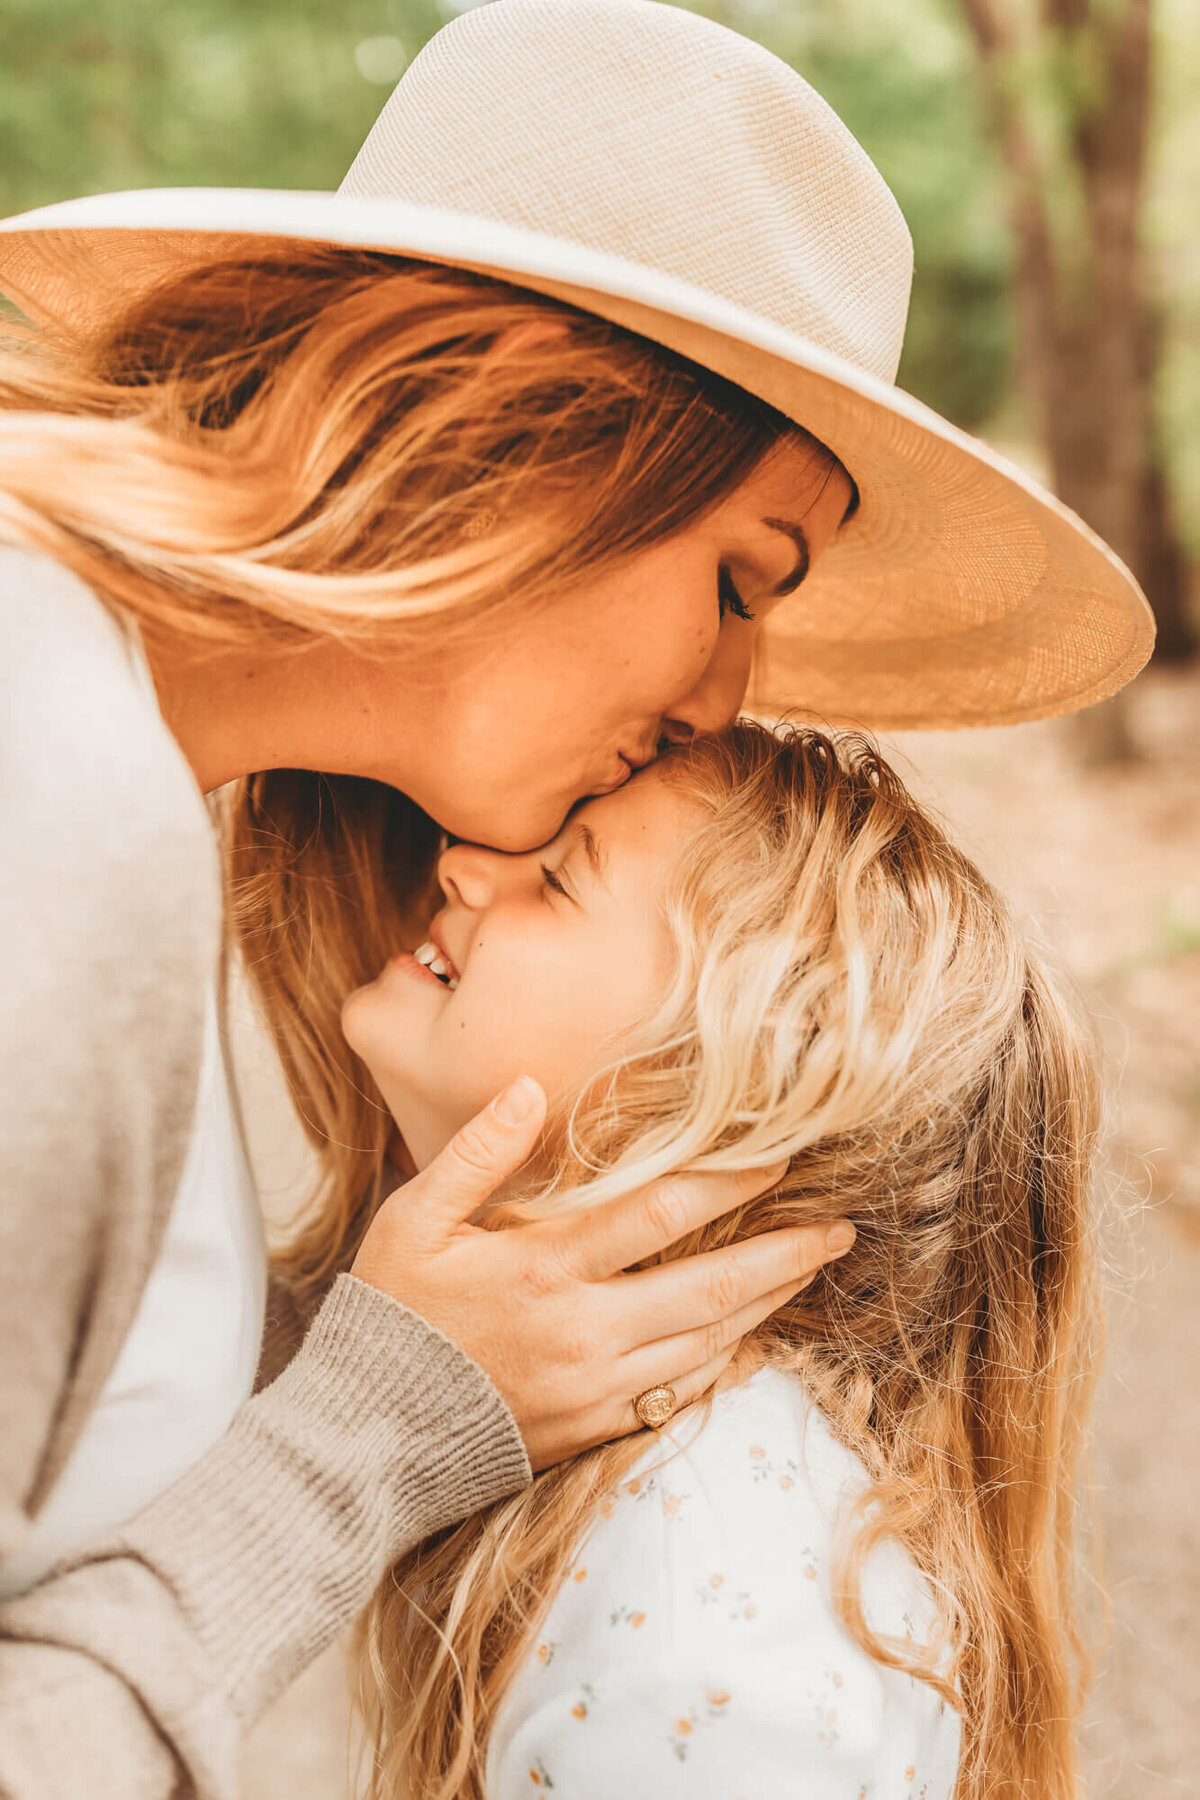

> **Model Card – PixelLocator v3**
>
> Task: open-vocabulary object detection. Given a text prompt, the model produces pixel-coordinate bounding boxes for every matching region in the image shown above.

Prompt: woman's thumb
[407,1077,547,1235]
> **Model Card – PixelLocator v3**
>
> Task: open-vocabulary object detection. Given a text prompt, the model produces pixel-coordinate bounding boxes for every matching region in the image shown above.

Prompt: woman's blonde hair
[0,241,834,1280]
[353,722,1103,1800]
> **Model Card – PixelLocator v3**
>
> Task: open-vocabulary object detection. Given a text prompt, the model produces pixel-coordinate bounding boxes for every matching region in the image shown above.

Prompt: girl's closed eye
[540,861,575,904]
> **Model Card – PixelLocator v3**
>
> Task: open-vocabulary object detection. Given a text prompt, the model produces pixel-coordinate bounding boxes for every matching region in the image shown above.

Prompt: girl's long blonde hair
[355,723,1103,1800]
[0,240,833,1280]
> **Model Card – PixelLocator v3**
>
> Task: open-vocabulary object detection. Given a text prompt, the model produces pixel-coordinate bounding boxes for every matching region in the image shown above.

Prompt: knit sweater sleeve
[0,548,532,1794]
[0,1276,531,1800]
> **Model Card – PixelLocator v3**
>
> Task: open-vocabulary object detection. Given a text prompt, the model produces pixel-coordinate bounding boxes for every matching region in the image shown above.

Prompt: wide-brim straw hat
[0,0,1154,729]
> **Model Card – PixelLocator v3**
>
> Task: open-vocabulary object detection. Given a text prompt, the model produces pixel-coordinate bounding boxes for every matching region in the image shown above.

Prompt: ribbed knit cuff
[115,1275,532,1724]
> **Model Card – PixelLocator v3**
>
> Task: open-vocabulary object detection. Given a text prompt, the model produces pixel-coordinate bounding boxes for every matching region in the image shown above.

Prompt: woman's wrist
[282,1272,533,1534]
[101,1273,530,1725]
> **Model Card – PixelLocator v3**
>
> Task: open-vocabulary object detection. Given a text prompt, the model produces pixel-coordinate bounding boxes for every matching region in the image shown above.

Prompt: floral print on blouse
[486,1365,961,1799]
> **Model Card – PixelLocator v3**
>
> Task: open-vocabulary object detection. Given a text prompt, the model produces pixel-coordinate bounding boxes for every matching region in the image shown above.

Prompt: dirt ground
[236,667,1200,1797]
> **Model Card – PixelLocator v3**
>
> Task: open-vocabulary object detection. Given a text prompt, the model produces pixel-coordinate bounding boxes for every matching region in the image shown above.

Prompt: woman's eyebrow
[761,517,811,597]
[578,822,609,888]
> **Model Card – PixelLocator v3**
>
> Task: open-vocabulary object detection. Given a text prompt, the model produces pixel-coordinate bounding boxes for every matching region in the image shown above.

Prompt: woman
[0,1,1147,1794]
[343,723,1101,1800]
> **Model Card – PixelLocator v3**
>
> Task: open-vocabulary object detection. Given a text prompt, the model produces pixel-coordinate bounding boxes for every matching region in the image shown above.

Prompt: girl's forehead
[572,763,705,878]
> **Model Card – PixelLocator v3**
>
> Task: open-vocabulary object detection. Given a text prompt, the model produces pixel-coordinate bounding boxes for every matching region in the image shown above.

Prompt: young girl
[333,722,1102,1800]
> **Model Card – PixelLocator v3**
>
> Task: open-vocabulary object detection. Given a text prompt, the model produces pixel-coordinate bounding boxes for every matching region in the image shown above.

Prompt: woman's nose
[436,841,501,911]
[661,623,756,741]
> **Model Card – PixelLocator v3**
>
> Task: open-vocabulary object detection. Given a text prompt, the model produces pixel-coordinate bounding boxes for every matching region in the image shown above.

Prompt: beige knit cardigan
[0,547,532,1797]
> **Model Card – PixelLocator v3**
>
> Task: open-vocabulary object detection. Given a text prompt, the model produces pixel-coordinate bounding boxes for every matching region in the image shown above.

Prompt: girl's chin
[339,981,376,1047]
[340,970,430,1065]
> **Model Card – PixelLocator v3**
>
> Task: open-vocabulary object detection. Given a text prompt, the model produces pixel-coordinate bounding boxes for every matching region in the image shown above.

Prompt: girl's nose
[436,841,502,911]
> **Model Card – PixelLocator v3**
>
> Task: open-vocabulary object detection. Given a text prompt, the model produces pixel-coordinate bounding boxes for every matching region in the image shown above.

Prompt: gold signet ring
[633,1384,678,1429]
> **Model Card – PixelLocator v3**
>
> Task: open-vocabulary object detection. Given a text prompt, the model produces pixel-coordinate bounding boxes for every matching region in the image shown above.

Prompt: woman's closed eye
[718,564,755,624]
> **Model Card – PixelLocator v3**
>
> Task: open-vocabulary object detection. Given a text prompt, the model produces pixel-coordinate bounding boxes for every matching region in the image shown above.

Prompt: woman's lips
[592,756,633,796]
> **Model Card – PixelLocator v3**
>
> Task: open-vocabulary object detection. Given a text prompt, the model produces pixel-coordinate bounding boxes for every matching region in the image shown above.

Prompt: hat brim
[0,187,1155,730]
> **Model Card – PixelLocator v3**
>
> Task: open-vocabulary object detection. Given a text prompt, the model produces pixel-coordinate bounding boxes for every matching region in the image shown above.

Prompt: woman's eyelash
[718,565,755,623]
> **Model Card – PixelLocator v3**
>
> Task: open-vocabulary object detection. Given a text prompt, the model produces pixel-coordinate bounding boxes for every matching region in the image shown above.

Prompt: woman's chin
[439,794,577,856]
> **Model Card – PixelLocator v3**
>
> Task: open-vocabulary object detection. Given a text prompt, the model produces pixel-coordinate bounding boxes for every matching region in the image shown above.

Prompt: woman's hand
[351,1077,854,1470]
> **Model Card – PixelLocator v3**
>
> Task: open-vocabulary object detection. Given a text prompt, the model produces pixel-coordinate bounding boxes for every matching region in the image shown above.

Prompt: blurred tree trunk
[960,0,1196,764]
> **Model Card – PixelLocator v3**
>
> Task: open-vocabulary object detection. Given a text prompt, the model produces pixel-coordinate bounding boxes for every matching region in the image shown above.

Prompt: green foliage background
[0,0,1195,532]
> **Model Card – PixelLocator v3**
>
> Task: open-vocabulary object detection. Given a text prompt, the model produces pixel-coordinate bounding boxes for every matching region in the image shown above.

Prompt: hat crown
[340,0,913,385]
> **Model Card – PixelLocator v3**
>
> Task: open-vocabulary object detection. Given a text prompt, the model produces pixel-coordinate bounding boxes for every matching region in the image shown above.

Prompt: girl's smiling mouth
[412,939,460,991]
[387,937,460,993]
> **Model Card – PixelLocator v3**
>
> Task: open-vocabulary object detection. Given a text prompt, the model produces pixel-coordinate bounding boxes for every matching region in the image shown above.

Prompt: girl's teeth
[413,940,457,988]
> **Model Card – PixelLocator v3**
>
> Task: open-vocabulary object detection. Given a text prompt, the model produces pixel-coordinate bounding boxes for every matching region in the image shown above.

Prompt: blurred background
[2,0,1196,1792]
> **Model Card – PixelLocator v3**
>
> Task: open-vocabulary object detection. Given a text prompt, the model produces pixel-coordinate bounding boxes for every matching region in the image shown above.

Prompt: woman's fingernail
[826,1223,856,1257]
[493,1076,541,1125]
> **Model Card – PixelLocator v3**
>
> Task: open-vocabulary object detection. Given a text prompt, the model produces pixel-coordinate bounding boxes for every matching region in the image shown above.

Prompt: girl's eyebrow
[577,822,609,888]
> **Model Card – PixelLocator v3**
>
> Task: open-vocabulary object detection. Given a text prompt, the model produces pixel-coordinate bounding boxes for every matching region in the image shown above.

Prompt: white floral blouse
[486,1365,961,1798]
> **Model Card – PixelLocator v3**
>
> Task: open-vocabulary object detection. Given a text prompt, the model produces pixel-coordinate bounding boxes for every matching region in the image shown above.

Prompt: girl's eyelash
[540,862,569,899]
[718,564,755,623]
